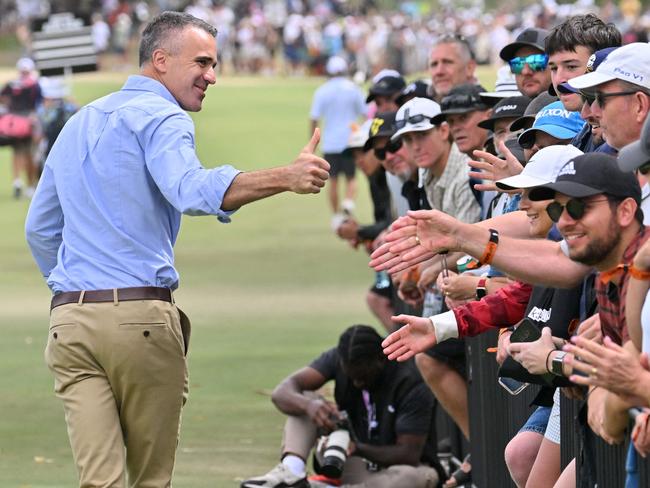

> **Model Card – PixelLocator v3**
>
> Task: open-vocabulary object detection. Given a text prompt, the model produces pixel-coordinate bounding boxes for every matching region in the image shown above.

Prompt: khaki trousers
[45,299,190,488]
[282,408,438,488]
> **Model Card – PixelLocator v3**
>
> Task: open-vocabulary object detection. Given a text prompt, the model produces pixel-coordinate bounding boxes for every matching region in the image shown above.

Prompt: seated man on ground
[241,325,442,488]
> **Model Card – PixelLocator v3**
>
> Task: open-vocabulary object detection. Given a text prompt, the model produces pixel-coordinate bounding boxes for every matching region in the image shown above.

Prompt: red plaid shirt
[596,226,650,345]
[453,281,533,337]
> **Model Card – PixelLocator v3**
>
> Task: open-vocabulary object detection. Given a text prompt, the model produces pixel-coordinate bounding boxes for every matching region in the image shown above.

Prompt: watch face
[552,351,567,376]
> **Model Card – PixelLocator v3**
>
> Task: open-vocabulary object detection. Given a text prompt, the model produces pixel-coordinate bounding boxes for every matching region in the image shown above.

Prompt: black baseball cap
[529,153,641,204]
[499,28,549,62]
[431,83,490,125]
[477,95,531,131]
[366,72,406,103]
[396,79,433,106]
[509,92,558,132]
[363,111,397,151]
[618,115,650,172]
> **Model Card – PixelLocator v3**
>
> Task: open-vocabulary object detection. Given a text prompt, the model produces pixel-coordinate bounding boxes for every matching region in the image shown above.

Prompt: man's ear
[617,197,639,227]
[635,92,650,126]
[150,48,169,74]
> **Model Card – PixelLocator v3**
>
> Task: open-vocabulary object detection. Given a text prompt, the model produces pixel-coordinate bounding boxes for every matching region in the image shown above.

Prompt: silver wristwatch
[551,351,567,377]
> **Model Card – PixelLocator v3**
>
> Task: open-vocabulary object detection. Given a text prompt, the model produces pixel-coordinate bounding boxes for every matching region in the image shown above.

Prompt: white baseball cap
[326,56,348,76]
[568,42,650,91]
[16,57,35,72]
[348,119,373,149]
[391,97,441,141]
[496,144,584,190]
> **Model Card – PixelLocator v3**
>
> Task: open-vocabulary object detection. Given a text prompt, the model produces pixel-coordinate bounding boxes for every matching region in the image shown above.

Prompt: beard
[569,218,621,266]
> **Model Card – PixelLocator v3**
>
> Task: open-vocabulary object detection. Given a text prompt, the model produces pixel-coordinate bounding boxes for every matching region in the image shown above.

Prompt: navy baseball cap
[529,153,641,203]
[431,83,489,125]
[366,70,406,103]
[478,96,531,131]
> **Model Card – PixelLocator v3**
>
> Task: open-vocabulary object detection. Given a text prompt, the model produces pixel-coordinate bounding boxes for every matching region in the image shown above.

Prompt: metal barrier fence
[433,330,650,487]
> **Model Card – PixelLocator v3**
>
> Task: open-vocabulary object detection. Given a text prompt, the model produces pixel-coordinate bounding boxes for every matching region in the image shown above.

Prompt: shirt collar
[122,75,180,107]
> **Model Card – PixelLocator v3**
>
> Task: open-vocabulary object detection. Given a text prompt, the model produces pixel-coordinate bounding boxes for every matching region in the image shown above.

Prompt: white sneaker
[341,199,355,215]
[331,213,347,231]
[241,463,309,488]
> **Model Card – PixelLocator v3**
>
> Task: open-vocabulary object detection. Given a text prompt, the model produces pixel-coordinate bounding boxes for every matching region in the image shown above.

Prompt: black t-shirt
[1,79,41,114]
[525,283,582,405]
[310,348,438,468]
[357,166,392,241]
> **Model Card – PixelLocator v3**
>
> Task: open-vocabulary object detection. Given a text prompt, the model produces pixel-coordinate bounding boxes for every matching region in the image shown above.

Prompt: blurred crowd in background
[1,0,650,77]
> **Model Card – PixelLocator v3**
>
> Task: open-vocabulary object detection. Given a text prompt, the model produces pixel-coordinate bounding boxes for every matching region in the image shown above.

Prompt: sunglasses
[593,90,638,108]
[545,197,610,223]
[374,139,403,160]
[441,93,484,111]
[395,113,434,130]
[509,53,549,74]
[580,92,596,106]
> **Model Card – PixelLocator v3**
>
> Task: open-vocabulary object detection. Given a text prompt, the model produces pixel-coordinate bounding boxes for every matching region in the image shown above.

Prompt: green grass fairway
[0,66,496,487]
[0,73,377,487]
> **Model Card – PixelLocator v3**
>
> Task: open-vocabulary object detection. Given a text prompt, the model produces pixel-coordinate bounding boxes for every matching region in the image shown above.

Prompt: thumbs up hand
[289,128,330,194]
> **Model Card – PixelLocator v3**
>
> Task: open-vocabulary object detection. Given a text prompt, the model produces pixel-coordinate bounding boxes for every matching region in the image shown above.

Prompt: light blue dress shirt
[25,75,240,293]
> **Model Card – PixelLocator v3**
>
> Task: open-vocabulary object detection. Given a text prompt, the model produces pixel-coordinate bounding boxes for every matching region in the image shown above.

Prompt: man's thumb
[304,128,320,153]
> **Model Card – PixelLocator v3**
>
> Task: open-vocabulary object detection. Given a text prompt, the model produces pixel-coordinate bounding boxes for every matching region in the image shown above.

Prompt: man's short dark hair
[139,11,218,67]
[337,325,384,365]
[545,14,621,56]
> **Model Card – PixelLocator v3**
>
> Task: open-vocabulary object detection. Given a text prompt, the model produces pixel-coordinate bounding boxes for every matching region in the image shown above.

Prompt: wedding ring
[415,235,421,245]
[591,367,598,376]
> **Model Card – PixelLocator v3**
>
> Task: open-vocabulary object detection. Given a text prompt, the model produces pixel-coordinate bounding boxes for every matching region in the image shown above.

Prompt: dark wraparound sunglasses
[374,139,403,160]
[509,53,549,74]
[546,197,610,222]
[395,114,434,130]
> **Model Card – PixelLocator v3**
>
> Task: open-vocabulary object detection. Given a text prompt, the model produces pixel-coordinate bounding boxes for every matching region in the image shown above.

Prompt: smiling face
[373,136,413,178]
[548,46,593,112]
[513,46,552,98]
[589,80,644,150]
[519,189,553,238]
[155,26,218,112]
[554,193,621,266]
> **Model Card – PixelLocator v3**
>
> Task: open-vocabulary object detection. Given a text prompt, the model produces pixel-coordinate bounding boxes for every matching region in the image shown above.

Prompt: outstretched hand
[468,142,524,193]
[381,314,438,361]
[289,128,330,194]
[369,210,461,274]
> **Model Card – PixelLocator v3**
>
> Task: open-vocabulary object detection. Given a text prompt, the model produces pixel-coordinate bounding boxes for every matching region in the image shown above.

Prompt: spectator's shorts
[424,338,467,378]
[519,405,552,435]
[325,150,355,179]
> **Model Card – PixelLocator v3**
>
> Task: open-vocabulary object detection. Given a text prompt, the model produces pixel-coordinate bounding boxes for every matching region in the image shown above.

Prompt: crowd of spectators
[244,9,650,488]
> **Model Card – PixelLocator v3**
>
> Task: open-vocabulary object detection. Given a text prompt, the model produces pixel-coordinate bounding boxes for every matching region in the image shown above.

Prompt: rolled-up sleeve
[144,112,241,220]
[25,164,63,277]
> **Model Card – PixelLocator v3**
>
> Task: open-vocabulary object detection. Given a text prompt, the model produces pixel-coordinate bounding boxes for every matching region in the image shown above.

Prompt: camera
[320,412,351,479]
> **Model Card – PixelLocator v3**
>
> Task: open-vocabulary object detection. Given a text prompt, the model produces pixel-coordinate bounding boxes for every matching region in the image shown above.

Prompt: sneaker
[12,179,22,200]
[241,463,309,488]
[308,474,341,487]
[341,199,355,215]
[331,213,346,231]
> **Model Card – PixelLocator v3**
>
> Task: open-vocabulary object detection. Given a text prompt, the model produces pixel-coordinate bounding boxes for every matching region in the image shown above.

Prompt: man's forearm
[221,168,291,211]
[453,219,589,287]
[354,442,419,467]
[271,380,312,416]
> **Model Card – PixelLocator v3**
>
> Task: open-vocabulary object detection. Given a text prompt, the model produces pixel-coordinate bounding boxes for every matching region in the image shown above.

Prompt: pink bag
[0,113,32,141]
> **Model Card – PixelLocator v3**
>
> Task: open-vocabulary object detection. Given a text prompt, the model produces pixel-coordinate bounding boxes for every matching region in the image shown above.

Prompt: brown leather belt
[51,286,173,311]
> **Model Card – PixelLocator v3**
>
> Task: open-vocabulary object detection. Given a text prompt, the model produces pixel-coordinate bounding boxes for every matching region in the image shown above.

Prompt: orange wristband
[479,229,499,265]
[629,265,650,281]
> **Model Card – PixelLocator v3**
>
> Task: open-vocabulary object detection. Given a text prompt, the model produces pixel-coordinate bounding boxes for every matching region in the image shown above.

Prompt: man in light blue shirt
[25,11,329,487]
[310,56,366,227]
